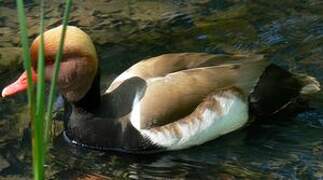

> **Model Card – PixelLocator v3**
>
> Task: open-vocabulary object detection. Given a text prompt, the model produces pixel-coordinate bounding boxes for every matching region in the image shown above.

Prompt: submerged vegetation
[16,0,72,179]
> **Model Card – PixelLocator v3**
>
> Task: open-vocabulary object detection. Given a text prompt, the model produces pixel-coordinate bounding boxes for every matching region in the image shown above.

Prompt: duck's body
[2,26,320,153]
[64,52,319,153]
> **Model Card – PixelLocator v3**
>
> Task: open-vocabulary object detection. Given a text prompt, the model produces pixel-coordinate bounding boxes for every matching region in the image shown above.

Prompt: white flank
[130,91,143,130]
[130,92,249,150]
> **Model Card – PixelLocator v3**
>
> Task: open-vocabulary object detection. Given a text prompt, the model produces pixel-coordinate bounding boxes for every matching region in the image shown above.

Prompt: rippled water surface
[0,0,323,179]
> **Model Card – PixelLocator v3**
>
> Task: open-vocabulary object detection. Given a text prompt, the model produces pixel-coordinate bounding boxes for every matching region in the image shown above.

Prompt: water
[0,0,323,179]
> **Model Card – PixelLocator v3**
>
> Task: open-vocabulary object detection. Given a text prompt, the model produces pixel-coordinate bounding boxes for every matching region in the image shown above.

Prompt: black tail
[249,64,320,118]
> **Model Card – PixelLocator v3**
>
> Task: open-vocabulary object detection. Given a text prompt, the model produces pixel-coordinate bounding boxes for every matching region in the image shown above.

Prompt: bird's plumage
[108,53,268,129]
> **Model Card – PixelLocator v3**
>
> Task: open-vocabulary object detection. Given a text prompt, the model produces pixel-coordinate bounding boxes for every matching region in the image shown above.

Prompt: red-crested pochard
[2,26,321,153]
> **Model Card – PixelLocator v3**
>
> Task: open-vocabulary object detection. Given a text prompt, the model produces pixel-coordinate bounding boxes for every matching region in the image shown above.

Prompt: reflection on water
[0,0,323,179]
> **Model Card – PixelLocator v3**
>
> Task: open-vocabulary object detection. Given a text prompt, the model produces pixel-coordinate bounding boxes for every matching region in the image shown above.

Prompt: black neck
[73,70,101,113]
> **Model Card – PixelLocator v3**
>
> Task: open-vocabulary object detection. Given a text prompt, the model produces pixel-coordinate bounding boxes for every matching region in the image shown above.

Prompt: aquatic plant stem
[35,0,46,178]
[44,0,73,148]
[16,0,43,179]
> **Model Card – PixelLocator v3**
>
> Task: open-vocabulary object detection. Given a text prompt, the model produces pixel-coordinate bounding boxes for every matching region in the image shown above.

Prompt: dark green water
[0,0,323,179]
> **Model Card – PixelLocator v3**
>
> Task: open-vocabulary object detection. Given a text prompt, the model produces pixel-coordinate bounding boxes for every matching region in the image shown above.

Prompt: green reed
[16,0,72,179]
[44,0,72,146]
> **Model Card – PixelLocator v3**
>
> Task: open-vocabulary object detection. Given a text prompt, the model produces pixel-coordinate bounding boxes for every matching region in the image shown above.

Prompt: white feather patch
[130,91,249,150]
[106,72,134,93]
[130,91,142,130]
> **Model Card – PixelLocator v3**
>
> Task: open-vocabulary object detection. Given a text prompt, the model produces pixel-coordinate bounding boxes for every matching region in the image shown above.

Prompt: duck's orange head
[2,26,98,102]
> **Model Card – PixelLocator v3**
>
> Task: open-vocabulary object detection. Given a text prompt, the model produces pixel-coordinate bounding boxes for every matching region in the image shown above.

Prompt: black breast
[64,75,163,153]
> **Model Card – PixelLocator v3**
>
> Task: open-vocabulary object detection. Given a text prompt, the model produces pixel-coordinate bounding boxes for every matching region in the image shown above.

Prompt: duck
[1,26,321,153]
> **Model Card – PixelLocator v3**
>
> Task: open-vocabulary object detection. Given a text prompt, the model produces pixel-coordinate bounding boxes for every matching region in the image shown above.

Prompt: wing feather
[106,53,264,93]
[129,57,269,129]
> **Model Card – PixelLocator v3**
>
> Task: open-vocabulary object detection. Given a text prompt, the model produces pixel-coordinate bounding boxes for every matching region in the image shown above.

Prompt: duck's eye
[46,59,55,65]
